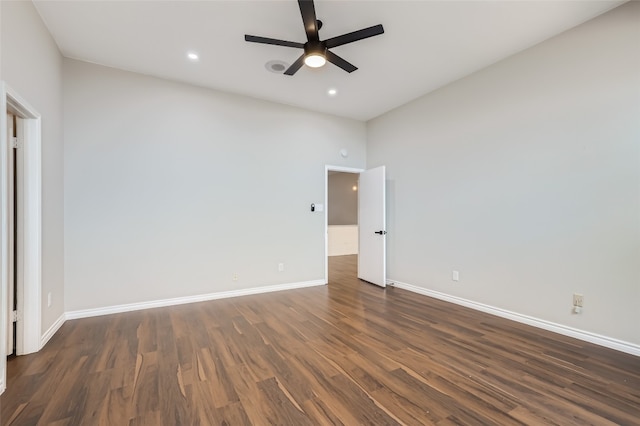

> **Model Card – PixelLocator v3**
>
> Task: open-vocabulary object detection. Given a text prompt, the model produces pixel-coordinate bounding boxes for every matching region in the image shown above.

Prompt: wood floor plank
[301,397,345,425]
[215,401,252,426]
[2,254,639,425]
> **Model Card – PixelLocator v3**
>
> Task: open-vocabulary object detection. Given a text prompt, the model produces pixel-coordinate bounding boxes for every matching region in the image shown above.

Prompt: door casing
[1,82,43,395]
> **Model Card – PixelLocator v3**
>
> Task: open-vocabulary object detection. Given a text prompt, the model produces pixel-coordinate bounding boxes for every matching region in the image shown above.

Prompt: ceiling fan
[244,0,384,76]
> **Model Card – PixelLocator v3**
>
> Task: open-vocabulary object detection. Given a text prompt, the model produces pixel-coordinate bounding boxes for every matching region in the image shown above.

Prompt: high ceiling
[34,1,624,121]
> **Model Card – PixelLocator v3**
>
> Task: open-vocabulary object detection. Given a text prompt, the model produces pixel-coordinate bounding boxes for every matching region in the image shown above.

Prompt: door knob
[374,230,387,235]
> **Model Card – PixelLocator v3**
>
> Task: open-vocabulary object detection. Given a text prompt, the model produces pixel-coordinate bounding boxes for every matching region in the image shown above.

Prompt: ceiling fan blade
[284,54,306,76]
[324,24,384,49]
[298,0,319,42]
[326,50,357,73]
[245,35,304,49]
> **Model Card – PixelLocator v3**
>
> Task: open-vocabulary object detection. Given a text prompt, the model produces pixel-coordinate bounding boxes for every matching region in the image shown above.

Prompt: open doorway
[324,165,387,289]
[325,166,362,285]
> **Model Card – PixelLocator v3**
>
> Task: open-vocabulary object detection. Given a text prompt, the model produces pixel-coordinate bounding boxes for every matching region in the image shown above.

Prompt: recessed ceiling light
[328,88,338,97]
[187,52,199,61]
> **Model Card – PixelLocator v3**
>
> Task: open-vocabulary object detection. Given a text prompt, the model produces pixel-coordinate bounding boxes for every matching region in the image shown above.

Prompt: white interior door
[358,166,386,287]
[6,114,15,355]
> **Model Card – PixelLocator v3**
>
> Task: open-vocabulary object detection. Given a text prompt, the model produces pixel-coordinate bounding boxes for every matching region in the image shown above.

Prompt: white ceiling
[34,0,624,121]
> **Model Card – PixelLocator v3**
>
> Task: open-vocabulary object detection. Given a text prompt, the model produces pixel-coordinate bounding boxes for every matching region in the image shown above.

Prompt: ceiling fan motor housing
[304,42,326,58]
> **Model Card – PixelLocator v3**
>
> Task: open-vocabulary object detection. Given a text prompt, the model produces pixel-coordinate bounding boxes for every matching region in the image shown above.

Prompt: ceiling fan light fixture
[244,0,384,76]
[304,53,326,68]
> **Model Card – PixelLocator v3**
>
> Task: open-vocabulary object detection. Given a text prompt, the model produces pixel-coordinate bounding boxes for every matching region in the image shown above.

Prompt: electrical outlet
[573,293,584,308]
[452,270,460,281]
[278,263,284,272]
[47,292,52,307]
[232,273,239,281]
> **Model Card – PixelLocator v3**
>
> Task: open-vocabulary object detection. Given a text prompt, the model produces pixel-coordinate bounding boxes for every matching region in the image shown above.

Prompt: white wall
[328,225,358,256]
[64,59,366,311]
[328,172,359,225]
[1,1,64,339]
[367,2,640,346]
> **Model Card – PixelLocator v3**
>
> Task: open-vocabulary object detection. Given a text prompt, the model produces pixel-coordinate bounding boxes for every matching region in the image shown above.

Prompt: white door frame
[0,82,43,394]
[324,165,364,283]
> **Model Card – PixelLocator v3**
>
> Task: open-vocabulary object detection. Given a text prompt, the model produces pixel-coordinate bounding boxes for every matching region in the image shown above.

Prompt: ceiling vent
[265,60,288,73]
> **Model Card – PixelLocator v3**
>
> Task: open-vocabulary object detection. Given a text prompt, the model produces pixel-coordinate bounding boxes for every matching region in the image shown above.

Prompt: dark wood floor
[2,255,639,425]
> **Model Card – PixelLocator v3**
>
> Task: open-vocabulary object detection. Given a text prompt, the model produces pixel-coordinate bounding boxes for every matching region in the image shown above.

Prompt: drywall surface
[328,172,359,225]
[1,1,65,336]
[328,225,358,256]
[64,59,366,311]
[0,4,2,79]
[367,2,640,345]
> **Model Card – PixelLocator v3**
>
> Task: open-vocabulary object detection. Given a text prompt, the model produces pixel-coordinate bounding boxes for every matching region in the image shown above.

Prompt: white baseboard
[40,313,66,349]
[390,279,640,357]
[66,279,326,320]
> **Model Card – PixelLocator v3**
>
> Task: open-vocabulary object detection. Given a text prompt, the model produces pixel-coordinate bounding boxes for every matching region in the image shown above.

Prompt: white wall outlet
[452,270,460,281]
[47,292,52,307]
[232,273,239,281]
[278,263,284,272]
[573,293,584,308]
